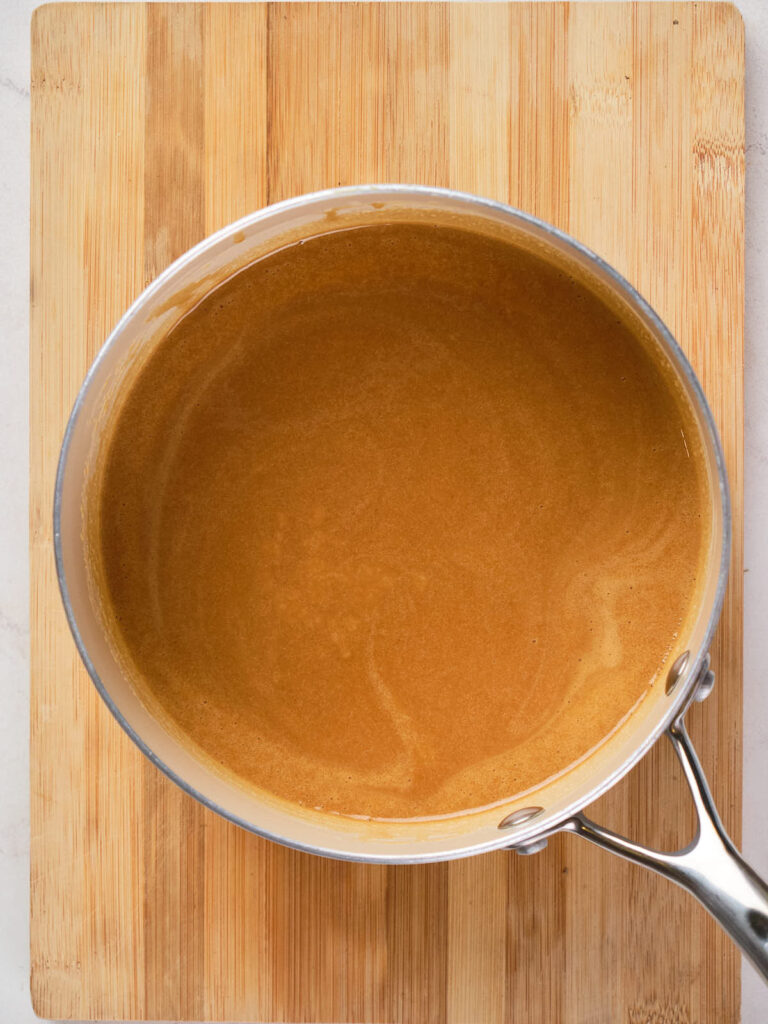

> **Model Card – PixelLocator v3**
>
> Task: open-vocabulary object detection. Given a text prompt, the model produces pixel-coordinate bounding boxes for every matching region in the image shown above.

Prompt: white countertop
[2,1,766,1020]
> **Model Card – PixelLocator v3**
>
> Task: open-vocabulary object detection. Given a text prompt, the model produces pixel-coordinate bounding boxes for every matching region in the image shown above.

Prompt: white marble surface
[1,1,766,1020]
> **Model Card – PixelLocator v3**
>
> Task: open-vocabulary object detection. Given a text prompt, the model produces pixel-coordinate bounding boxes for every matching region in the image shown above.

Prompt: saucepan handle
[558,719,768,983]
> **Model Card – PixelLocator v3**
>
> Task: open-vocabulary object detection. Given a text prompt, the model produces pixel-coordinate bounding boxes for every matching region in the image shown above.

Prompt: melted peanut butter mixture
[95,221,710,819]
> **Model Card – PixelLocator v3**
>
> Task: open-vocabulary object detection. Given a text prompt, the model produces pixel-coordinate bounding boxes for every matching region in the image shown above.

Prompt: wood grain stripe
[514,4,570,227]
[688,3,744,1012]
[144,3,206,280]
[142,6,207,1020]
[386,863,449,1024]
[204,3,268,232]
[31,5,149,1018]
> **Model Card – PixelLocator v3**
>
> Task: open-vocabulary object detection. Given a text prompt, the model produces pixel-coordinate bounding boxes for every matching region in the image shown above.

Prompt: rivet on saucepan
[665,650,690,695]
[694,669,716,702]
[498,806,544,830]
[514,838,549,856]
[693,654,715,702]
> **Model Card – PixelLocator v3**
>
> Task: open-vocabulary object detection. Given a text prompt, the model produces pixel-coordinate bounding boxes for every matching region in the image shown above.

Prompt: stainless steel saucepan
[54,186,768,981]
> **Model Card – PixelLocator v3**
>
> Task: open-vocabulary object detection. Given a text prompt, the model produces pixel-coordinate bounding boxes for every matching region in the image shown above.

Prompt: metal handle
[561,719,768,983]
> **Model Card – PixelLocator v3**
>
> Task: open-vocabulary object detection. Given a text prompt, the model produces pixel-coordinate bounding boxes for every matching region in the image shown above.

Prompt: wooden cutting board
[30,4,745,1020]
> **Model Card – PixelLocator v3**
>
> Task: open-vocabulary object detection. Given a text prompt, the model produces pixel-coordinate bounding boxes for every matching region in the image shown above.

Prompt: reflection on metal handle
[562,720,768,983]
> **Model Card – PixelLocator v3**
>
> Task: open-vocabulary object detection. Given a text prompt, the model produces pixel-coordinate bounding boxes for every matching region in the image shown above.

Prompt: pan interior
[84,211,715,831]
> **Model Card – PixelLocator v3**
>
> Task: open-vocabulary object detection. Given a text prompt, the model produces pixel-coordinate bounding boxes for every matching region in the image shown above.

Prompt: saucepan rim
[53,184,731,862]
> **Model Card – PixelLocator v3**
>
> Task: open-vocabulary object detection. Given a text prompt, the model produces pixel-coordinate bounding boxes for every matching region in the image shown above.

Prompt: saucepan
[53,185,768,980]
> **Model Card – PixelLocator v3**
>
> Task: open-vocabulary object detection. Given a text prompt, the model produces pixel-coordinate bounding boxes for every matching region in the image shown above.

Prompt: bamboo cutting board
[30,4,745,1021]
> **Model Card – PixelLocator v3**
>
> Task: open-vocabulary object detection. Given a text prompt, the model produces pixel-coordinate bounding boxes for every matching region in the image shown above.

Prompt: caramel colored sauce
[95,222,710,819]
